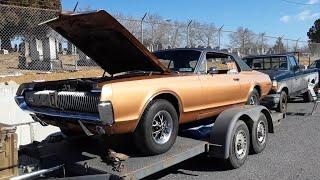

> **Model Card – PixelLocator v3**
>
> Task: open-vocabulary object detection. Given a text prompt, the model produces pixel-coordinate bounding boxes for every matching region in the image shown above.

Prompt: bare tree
[229,27,256,56]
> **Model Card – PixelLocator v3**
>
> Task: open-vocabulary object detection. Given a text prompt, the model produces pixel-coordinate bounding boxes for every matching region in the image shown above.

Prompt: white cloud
[280,15,290,23]
[297,10,320,21]
[308,0,318,4]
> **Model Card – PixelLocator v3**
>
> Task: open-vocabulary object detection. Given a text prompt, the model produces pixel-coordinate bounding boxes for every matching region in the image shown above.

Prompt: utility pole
[261,33,265,54]
[187,20,192,47]
[295,38,300,51]
[140,13,147,45]
[218,25,224,50]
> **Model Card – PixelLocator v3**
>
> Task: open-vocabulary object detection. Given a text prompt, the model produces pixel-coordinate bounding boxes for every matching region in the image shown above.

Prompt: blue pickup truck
[244,54,319,113]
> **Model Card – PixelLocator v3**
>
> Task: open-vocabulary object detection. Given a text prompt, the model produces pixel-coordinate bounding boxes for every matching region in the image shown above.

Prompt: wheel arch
[281,86,289,95]
[133,91,183,131]
[253,85,262,97]
[209,105,273,159]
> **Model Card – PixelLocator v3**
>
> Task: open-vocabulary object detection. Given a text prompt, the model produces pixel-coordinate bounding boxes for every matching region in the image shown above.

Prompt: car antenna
[73,2,79,13]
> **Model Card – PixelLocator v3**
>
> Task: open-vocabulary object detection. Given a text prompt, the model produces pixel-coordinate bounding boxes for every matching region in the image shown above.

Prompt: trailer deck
[16,108,285,180]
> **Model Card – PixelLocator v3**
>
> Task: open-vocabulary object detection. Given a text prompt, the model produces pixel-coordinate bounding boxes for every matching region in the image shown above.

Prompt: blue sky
[61,0,320,41]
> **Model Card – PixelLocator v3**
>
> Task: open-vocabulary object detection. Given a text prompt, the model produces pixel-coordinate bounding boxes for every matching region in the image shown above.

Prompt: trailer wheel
[250,113,268,154]
[133,99,178,155]
[246,89,260,105]
[227,120,250,169]
[276,91,287,113]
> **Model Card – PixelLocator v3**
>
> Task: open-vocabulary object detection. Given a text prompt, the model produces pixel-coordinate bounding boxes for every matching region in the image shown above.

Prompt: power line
[280,0,319,6]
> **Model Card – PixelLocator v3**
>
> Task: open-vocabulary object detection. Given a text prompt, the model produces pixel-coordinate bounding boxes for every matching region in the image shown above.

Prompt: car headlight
[272,80,278,91]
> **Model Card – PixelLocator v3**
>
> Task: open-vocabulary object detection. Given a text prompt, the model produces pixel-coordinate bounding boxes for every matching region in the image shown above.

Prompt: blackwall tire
[226,120,250,169]
[276,91,288,113]
[133,99,179,155]
[250,113,268,154]
[246,89,260,105]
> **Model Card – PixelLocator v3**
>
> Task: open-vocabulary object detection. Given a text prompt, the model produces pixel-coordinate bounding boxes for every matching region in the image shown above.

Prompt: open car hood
[45,10,168,75]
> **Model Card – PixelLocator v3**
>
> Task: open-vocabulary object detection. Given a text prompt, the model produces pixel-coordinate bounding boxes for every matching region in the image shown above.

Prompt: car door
[289,56,306,93]
[198,52,241,118]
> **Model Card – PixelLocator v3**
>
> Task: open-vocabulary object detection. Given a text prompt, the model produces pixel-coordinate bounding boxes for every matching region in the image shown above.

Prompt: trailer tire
[227,120,250,169]
[276,91,287,113]
[250,113,268,154]
[133,99,179,155]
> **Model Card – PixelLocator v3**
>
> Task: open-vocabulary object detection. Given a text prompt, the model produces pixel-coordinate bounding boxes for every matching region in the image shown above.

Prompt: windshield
[153,50,201,72]
[244,56,288,70]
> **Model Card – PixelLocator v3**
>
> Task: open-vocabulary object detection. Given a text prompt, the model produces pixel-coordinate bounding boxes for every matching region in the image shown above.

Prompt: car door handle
[233,78,240,81]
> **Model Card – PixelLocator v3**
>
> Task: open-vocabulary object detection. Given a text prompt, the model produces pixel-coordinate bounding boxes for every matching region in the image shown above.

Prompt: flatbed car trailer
[13,105,285,180]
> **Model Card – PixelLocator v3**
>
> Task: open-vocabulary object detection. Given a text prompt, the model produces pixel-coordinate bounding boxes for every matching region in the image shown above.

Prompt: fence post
[140,13,147,45]
[218,25,224,50]
[261,34,265,54]
[187,20,192,47]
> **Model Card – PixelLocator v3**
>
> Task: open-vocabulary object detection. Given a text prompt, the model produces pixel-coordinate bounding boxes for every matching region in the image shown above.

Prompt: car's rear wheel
[226,120,250,169]
[246,89,260,105]
[276,91,287,113]
[133,99,179,155]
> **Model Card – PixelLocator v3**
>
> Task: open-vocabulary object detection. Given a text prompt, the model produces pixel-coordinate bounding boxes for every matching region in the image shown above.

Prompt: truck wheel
[133,99,179,155]
[276,91,287,113]
[250,113,268,154]
[227,120,250,169]
[246,89,260,105]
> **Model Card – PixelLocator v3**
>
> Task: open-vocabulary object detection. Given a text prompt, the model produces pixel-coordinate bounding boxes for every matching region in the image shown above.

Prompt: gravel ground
[145,101,320,180]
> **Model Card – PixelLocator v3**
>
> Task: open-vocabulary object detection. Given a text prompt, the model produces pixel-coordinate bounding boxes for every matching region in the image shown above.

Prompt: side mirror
[208,67,218,74]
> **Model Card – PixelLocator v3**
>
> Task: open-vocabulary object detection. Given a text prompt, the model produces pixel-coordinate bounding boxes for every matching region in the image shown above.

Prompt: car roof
[153,48,231,55]
[244,53,297,59]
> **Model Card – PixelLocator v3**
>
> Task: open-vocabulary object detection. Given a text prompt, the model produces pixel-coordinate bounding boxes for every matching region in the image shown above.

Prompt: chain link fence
[0,4,320,80]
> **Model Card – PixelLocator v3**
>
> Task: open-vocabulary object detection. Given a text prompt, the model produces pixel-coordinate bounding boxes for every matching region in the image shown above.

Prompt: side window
[252,58,264,70]
[206,53,239,74]
[288,56,297,68]
[271,57,288,70]
[309,62,316,68]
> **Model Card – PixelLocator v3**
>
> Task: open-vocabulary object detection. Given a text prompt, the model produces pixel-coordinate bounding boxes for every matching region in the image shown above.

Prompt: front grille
[25,91,100,113]
[57,92,100,113]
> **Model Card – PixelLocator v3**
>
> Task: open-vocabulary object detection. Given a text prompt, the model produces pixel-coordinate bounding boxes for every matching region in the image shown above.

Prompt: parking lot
[146,101,320,180]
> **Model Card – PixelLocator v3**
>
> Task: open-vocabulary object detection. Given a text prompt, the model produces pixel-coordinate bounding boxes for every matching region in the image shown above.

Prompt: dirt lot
[0,52,103,84]
[0,69,104,84]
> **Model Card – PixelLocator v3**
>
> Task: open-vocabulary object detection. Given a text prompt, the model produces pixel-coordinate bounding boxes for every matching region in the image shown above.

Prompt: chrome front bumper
[15,96,114,126]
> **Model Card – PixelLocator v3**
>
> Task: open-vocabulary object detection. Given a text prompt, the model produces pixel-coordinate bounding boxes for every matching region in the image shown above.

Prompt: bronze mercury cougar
[15,10,271,155]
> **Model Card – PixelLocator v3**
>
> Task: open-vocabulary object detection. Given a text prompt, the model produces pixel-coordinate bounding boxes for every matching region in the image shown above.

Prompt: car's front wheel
[133,99,179,155]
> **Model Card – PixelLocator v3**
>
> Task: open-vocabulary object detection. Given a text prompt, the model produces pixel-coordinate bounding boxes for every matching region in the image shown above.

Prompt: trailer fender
[209,105,273,159]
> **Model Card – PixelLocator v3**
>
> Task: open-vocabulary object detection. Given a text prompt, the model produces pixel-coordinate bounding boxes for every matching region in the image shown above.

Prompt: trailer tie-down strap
[107,149,129,172]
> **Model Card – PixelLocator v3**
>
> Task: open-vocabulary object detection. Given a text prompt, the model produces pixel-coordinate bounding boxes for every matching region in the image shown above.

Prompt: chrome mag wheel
[152,110,173,145]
